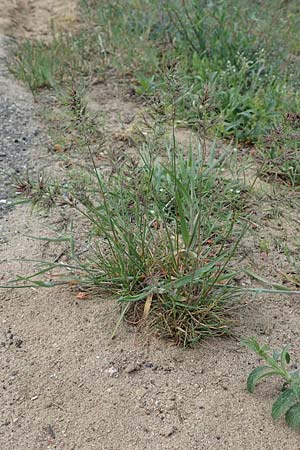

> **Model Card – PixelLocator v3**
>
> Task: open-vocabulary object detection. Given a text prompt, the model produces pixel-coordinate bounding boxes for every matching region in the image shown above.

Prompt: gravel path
[0,36,42,219]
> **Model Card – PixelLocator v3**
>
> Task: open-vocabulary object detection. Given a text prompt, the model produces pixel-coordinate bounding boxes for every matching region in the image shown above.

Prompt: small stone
[105,366,119,377]
[15,339,23,348]
[165,401,175,412]
[125,363,141,374]
[160,425,177,437]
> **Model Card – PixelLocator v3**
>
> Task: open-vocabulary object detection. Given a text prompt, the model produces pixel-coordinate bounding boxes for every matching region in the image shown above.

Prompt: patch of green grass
[11,0,300,150]
[260,111,300,187]
[79,0,298,144]
[11,39,60,92]
[9,31,103,96]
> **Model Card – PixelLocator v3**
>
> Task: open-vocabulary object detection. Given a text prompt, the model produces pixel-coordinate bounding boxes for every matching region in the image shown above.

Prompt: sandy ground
[1,1,300,449]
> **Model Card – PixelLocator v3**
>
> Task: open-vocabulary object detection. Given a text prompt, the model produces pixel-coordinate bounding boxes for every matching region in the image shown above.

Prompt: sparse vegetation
[11,0,300,181]
[6,0,300,346]
[78,0,299,143]
[4,1,300,448]
[10,34,93,96]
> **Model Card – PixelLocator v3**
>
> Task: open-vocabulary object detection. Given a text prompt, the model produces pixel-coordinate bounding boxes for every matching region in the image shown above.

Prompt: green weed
[244,337,300,429]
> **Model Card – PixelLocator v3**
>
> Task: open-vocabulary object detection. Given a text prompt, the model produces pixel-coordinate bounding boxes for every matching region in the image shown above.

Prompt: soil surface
[1,1,300,450]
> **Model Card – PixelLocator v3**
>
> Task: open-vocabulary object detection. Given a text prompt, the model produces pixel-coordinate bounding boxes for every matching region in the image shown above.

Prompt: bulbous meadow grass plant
[3,130,248,346]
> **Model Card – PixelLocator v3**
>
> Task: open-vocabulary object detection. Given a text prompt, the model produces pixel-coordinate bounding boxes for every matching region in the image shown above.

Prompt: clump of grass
[10,39,62,93]
[11,131,245,346]
[261,111,300,187]
[9,31,103,96]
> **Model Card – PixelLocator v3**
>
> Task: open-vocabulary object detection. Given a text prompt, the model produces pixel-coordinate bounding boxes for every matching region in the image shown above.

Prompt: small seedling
[244,337,300,429]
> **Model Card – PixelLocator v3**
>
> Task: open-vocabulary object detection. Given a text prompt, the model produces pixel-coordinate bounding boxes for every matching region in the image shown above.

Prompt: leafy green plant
[162,3,283,141]
[244,337,300,429]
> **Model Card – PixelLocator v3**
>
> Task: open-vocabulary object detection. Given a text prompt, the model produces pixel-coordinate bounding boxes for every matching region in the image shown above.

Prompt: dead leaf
[76,292,89,300]
[67,279,80,285]
[53,143,64,153]
[143,293,153,319]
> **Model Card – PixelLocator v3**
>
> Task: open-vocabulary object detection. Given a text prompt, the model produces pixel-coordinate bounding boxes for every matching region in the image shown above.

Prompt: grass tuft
[11,131,245,346]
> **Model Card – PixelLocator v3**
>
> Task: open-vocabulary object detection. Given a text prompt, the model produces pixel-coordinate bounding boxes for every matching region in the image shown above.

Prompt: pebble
[105,366,119,377]
[160,425,177,437]
[125,362,141,374]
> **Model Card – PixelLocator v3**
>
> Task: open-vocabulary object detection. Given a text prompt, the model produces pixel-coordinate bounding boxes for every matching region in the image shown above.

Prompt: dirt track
[1,2,300,449]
